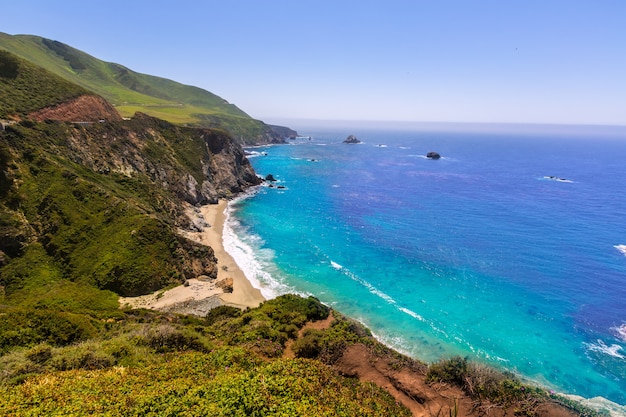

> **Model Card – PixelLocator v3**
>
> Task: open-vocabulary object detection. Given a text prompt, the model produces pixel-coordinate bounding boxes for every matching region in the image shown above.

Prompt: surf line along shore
[119,199,265,314]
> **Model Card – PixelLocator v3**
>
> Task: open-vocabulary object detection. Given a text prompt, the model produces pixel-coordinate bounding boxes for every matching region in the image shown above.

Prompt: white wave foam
[611,323,626,342]
[398,307,425,322]
[584,339,625,360]
[561,394,626,417]
[614,245,626,257]
[330,261,343,270]
[223,199,292,299]
[244,151,266,158]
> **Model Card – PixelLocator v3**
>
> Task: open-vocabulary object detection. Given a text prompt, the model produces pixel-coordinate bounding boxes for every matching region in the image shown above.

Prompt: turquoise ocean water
[223,123,626,412]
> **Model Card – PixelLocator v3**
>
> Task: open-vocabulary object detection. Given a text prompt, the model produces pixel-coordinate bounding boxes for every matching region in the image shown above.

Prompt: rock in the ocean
[265,174,277,182]
[426,151,441,159]
[343,135,361,144]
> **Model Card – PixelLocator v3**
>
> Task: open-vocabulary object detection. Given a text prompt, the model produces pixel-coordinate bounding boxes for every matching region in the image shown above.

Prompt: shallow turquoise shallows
[223,124,626,409]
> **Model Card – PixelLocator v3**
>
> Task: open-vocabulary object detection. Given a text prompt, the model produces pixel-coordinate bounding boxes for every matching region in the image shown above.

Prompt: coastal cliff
[0,114,260,296]
[0,45,597,417]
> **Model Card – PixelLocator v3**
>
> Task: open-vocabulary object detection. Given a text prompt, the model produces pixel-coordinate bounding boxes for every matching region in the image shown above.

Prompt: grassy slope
[0,50,90,118]
[0,33,274,143]
[0,296,412,416]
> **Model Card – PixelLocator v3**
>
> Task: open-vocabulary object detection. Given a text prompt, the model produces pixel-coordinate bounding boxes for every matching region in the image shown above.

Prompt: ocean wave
[244,150,267,158]
[398,307,425,322]
[584,339,625,360]
[224,200,292,299]
[612,323,626,342]
[614,245,626,257]
[330,261,342,270]
[330,260,396,305]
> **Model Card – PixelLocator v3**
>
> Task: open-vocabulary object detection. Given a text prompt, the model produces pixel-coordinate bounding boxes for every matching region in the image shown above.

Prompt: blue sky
[3,1,625,126]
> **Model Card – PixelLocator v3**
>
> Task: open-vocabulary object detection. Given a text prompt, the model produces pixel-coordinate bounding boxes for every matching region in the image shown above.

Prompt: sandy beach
[120,200,265,313]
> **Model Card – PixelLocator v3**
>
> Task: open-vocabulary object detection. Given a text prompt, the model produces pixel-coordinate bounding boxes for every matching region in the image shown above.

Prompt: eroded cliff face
[0,112,261,296]
[61,112,261,206]
[28,94,122,123]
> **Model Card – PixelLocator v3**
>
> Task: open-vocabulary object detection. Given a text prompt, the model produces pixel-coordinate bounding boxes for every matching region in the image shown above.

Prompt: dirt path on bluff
[284,312,578,417]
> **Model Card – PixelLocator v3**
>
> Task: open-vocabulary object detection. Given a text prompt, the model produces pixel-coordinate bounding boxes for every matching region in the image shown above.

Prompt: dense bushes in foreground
[0,295,411,416]
[0,352,410,417]
[0,294,606,416]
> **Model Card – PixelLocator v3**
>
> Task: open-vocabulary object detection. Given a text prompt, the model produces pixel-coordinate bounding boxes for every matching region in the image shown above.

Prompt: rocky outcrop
[0,112,261,296]
[28,94,122,123]
[426,151,441,159]
[268,124,299,140]
[343,135,361,144]
[62,112,261,206]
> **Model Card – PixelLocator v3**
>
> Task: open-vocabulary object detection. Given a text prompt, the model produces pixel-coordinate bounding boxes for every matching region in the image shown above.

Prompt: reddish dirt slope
[29,95,122,122]
[286,313,579,417]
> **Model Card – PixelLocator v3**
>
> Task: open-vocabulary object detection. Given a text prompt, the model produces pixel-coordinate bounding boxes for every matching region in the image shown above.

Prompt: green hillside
[0,50,90,118]
[0,33,286,144]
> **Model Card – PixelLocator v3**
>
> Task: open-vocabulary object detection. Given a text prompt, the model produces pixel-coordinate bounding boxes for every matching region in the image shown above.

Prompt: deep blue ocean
[223,123,626,411]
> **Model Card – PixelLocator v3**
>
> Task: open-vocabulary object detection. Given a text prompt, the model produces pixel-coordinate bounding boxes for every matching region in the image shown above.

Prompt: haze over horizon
[3,1,625,127]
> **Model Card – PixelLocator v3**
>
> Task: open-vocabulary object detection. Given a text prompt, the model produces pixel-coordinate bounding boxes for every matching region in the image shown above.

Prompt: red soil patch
[285,311,579,417]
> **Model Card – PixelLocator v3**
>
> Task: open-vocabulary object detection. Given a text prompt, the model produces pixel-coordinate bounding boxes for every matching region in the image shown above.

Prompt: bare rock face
[426,151,441,159]
[61,112,261,206]
[216,277,234,293]
[28,95,122,122]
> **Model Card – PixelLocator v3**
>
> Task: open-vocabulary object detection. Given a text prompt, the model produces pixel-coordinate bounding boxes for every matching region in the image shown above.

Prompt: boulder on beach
[343,135,361,144]
[426,151,441,160]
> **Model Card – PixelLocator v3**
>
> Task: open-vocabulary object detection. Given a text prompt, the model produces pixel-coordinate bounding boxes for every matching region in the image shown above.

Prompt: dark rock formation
[60,112,261,205]
[344,135,361,144]
[265,174,277,182]
[268,124,299,140]
[426,151,441,160]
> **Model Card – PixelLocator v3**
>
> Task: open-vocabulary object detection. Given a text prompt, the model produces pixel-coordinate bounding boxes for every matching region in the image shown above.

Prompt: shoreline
[120,199,265,313]
[202,199,265,309]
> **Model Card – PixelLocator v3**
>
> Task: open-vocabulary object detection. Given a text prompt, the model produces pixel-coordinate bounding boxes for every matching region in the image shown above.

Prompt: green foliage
[0,50,89,118]
[0,33,281,143]
[0,353,411,416]
[0,120,215,297]
[204,305,242,325]
[210,295,330,357]
[0,307,98,353]
[134,323,213,353]
[426,356,469,387]
[425,357,606,416]
[293,313,373,364]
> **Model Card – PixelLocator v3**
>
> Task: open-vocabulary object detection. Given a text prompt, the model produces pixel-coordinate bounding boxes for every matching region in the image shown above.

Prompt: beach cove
[119,200,265,314]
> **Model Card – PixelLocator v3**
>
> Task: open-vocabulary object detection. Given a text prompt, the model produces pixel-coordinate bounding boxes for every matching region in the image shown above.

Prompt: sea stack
[426,151,441,160]
[343,135,361,144]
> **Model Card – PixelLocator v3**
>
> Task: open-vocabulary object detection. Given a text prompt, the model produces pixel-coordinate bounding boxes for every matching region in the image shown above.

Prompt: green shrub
[204,305,241,325]
[0,308,97,353]
[426,356,469,387]
[25,344,53,365]
[292,329,324,359]
[0,353,412,416]
[135,323,213,353]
